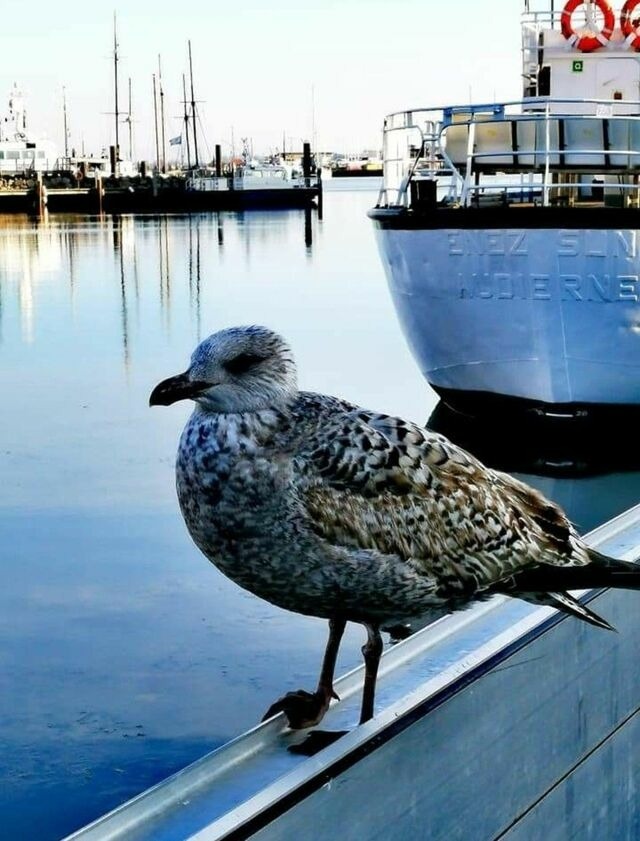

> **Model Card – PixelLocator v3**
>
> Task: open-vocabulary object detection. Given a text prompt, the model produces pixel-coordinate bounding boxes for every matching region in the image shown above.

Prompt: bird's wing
[298,403,588,595]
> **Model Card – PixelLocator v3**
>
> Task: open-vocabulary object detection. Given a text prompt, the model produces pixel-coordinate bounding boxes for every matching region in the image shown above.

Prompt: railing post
[543,101,551,207]
[462,121,476,206]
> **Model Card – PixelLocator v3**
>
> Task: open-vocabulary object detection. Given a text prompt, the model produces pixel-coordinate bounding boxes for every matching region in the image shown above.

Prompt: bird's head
[149,325,297,413]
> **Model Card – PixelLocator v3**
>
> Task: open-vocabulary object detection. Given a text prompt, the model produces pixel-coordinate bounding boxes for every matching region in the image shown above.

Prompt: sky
[0,0,525,163]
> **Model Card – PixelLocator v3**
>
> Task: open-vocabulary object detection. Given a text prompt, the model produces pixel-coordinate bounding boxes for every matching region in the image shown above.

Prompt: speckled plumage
[176,393,586,624]
[151,325,640,729]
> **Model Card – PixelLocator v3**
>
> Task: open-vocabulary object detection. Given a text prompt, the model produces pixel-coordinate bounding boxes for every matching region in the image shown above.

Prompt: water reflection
[427,400,640,534]
[305,206,313,252]
[0,209,319,370]
[0,215,64,344]
[188,216,202,342]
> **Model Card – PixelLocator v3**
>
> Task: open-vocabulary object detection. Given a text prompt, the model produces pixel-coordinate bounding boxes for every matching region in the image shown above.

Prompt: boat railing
[377,97,640,210]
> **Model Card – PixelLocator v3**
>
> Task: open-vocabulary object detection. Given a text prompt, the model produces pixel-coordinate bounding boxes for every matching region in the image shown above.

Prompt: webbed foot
[262,687,338,729]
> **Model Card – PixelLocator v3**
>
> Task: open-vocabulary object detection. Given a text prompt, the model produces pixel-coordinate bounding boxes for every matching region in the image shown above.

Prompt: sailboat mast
[152,73,160,171]
[188,40,199,168]
[182,73,192,170]
[311,83,316,159]
[158,54,167,173]
[127,77,133,161]
[113,12,120,174]
[63,86,69,159]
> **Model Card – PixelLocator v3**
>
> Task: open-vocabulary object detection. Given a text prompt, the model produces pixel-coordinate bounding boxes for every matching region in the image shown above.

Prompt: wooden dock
[0,177,321,215]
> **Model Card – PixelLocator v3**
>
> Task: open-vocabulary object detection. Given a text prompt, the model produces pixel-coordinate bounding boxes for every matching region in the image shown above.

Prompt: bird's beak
[149,372,211,406]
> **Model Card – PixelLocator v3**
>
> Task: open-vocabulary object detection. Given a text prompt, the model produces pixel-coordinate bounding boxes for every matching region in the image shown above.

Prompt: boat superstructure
[0,84,56,174]
[370,0,640,415]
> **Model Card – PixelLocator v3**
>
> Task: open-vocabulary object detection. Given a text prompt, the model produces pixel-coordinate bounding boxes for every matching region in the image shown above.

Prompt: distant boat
[0,84,57,174]
[324,154,383,178]
[188,162,302,191]
[185,151,321,209]
[370,0,640,417]
[64,153,137,179]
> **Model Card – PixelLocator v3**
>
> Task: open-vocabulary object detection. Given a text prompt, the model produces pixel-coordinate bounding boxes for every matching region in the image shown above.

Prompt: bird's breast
[176,414,295,558]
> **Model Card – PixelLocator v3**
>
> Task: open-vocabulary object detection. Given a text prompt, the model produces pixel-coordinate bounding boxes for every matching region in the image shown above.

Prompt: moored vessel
[370,0,640,417]
[185,151,321,211]
[0,84,56,174]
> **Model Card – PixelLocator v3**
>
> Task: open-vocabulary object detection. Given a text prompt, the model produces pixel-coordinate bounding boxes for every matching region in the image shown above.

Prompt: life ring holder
[621,0,640,50]
[561,0,615,52]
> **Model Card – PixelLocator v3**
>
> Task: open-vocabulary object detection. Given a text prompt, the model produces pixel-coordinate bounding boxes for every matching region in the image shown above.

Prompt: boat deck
[377,97,640,213]
[369,201,640,229]
[66,504,640,841]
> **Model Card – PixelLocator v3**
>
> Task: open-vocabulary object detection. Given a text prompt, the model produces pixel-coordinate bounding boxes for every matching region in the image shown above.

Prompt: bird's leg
[316,616,346,702]
[359,624,383,725]
[262,617,346,729]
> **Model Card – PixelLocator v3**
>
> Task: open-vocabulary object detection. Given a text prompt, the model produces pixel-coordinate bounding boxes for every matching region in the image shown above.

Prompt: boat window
[0,152,4,159]
[37,151,45,159]
[6,151,19,159]
[23,150,35,159]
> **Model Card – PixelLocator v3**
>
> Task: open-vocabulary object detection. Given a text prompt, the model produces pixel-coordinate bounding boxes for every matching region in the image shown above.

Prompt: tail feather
[586,547,640,573]
[517,589,615,630]
[546,592,615,631]
[509,551,640,593]
[499,550,640,631]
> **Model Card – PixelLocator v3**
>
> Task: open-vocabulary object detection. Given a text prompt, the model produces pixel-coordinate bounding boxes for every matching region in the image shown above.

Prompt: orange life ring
[561,0,615,52]
[621,0,640,50]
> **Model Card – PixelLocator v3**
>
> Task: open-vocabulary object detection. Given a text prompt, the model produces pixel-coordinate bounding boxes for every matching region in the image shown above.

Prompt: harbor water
[3,180,640,840]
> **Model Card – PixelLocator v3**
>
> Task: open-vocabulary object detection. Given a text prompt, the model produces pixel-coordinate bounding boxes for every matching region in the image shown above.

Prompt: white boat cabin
[378,1,640,209]
[0,85,56,175]
[187,163,310,192]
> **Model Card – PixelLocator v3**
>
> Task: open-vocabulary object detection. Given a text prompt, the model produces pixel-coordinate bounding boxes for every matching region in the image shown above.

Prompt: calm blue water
[2,181,640,840]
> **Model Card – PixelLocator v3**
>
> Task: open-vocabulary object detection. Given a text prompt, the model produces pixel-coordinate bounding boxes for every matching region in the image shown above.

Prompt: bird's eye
[223,352,268,375]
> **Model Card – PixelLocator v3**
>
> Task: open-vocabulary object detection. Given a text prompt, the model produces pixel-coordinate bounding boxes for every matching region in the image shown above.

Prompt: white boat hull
[374,225,640,407]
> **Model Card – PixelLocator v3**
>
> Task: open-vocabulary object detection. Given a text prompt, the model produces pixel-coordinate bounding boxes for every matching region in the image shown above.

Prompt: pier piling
[94,174,104,214]
[302,142,311,188]
[33,173,47,216]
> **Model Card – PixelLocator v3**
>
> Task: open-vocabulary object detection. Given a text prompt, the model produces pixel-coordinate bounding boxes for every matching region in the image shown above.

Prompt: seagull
[150,325,640,733]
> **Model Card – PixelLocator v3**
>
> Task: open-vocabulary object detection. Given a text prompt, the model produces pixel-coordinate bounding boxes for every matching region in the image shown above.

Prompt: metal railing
[377,97,640,210]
